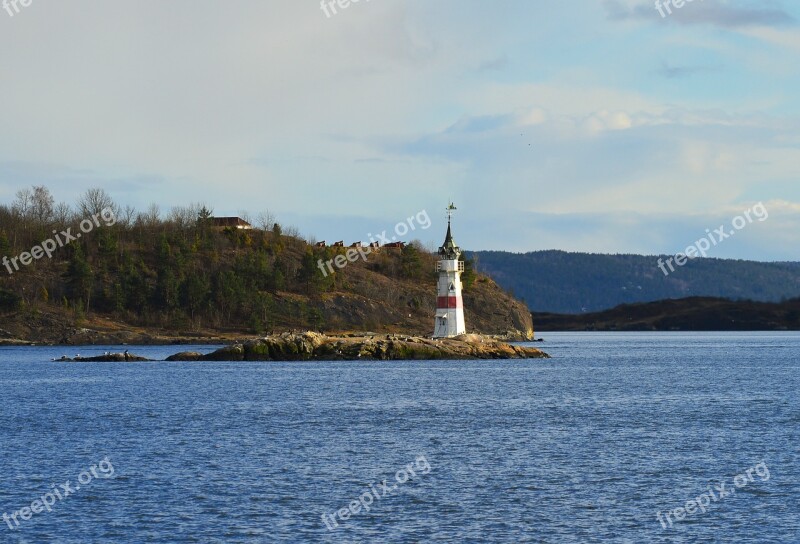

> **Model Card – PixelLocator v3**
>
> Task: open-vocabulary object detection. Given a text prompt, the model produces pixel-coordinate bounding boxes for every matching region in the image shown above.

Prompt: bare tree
[282,224,301,238]
[11,188,34,246]
[78,188,117,218]
[168,205,196,230]
[30,186,55,225]
[257,211,275,231]
[140,203,161,228]
[53,202,72,226]
[12,188,32,219]
[120,205,137,228]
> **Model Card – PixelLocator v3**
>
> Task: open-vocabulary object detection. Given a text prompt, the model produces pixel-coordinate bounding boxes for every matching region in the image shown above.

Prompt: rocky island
[52,332,548,362]
[4,198,547,361]
[166,332,549,361]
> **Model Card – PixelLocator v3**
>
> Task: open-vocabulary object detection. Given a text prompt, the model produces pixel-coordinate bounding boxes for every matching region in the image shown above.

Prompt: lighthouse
[433,203,466,338]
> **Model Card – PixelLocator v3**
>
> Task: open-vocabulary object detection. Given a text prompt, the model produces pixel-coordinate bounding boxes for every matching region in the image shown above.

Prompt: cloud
[605,0,795,28]
[477,55,509,73]
[373,102,800,226]
[657,61,721,78]
[0,0,797,259]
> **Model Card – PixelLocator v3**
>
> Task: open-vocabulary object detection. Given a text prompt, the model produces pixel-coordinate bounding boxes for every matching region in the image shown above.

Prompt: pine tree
[401,244,423,279]
[64,244,94,313]
[297,250,332,296]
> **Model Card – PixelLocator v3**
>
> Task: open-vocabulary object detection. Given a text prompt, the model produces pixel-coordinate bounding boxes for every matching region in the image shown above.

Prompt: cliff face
[465,278,534,339]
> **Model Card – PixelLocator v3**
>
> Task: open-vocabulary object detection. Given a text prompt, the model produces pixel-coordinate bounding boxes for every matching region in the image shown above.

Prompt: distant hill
[470,250,800,314]
[534,297,800,331]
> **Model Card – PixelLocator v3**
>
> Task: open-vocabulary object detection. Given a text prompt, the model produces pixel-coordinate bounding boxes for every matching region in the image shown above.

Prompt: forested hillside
[472,250,800,314]
[0,186,533,343]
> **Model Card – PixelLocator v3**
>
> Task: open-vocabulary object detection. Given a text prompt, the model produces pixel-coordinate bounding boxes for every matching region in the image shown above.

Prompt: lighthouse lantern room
[433,203,466,338]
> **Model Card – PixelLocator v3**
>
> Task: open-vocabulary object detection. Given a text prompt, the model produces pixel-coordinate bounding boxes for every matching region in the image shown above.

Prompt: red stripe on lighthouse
[437,296,463,309]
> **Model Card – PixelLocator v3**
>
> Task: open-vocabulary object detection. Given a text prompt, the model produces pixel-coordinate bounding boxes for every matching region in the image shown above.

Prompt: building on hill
[210,217,253,230]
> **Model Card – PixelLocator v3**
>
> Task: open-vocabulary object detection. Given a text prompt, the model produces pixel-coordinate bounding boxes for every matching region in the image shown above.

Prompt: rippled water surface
[1,333,798,543]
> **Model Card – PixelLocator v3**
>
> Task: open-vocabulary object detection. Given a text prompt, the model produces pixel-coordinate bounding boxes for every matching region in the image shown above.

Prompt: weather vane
[446,202,457,222]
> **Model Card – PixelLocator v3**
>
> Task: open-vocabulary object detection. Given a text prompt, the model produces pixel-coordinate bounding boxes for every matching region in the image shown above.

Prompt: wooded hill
[0,186,533,343]
[535,297,800,331]
[472,250,800,314]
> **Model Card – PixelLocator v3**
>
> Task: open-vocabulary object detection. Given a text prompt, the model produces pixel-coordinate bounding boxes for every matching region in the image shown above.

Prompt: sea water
[0,332,798,542]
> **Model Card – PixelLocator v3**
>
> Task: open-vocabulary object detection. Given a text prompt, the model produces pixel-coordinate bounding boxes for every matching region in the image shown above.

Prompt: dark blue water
[0,333,798,543]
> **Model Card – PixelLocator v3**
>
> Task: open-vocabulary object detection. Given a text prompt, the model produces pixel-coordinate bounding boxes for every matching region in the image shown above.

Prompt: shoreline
[0,329,537,348]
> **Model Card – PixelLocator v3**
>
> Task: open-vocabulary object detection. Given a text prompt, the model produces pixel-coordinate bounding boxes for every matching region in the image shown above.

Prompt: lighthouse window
[449,282,455,292]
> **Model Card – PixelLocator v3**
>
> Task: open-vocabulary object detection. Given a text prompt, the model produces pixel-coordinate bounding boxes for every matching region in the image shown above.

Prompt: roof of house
[210,217,252,227]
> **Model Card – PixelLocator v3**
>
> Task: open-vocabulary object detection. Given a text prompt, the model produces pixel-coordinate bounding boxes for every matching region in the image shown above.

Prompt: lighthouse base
[433,308,466,338]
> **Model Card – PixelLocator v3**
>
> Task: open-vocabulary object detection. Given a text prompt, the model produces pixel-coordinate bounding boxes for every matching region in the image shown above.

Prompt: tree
[460,255,477,291]
[53,202,72,226]
[64,244,94,314]
[213,269,245,321]
[307,305,324,330]
[0,230,10,257]
[78,188,116,218]
[297,250,330,296]
[197,205,213,230]
[140,203,161,228]
[97,228,118,260]
[0,288,21,311]
[11,188,32,219]
[182,272,210,323]
[30,186,55,225]
[155,268,180,310]
[118,259,149,314]
[401,243,423,279]
[269,258,287,292]
[257,211,275,231]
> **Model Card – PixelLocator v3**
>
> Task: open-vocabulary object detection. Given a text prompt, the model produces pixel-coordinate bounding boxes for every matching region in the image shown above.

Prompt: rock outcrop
[168,332,549,361]
[52,352,151,362]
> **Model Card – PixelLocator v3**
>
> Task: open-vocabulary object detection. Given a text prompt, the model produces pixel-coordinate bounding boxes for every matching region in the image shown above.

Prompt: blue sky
[0,0,798,259]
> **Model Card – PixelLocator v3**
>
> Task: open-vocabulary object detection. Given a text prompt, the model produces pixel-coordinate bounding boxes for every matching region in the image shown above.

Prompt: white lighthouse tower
[433,203,466,338]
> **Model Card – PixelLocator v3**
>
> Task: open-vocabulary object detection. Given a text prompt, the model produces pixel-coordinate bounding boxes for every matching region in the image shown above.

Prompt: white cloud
[0,0,797,257]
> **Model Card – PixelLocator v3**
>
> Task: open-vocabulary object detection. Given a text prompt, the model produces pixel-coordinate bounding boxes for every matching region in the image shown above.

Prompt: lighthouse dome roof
[438,221,461,259]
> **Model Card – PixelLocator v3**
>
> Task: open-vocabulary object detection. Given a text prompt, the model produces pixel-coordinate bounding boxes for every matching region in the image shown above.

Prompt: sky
[0,0,798,260]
